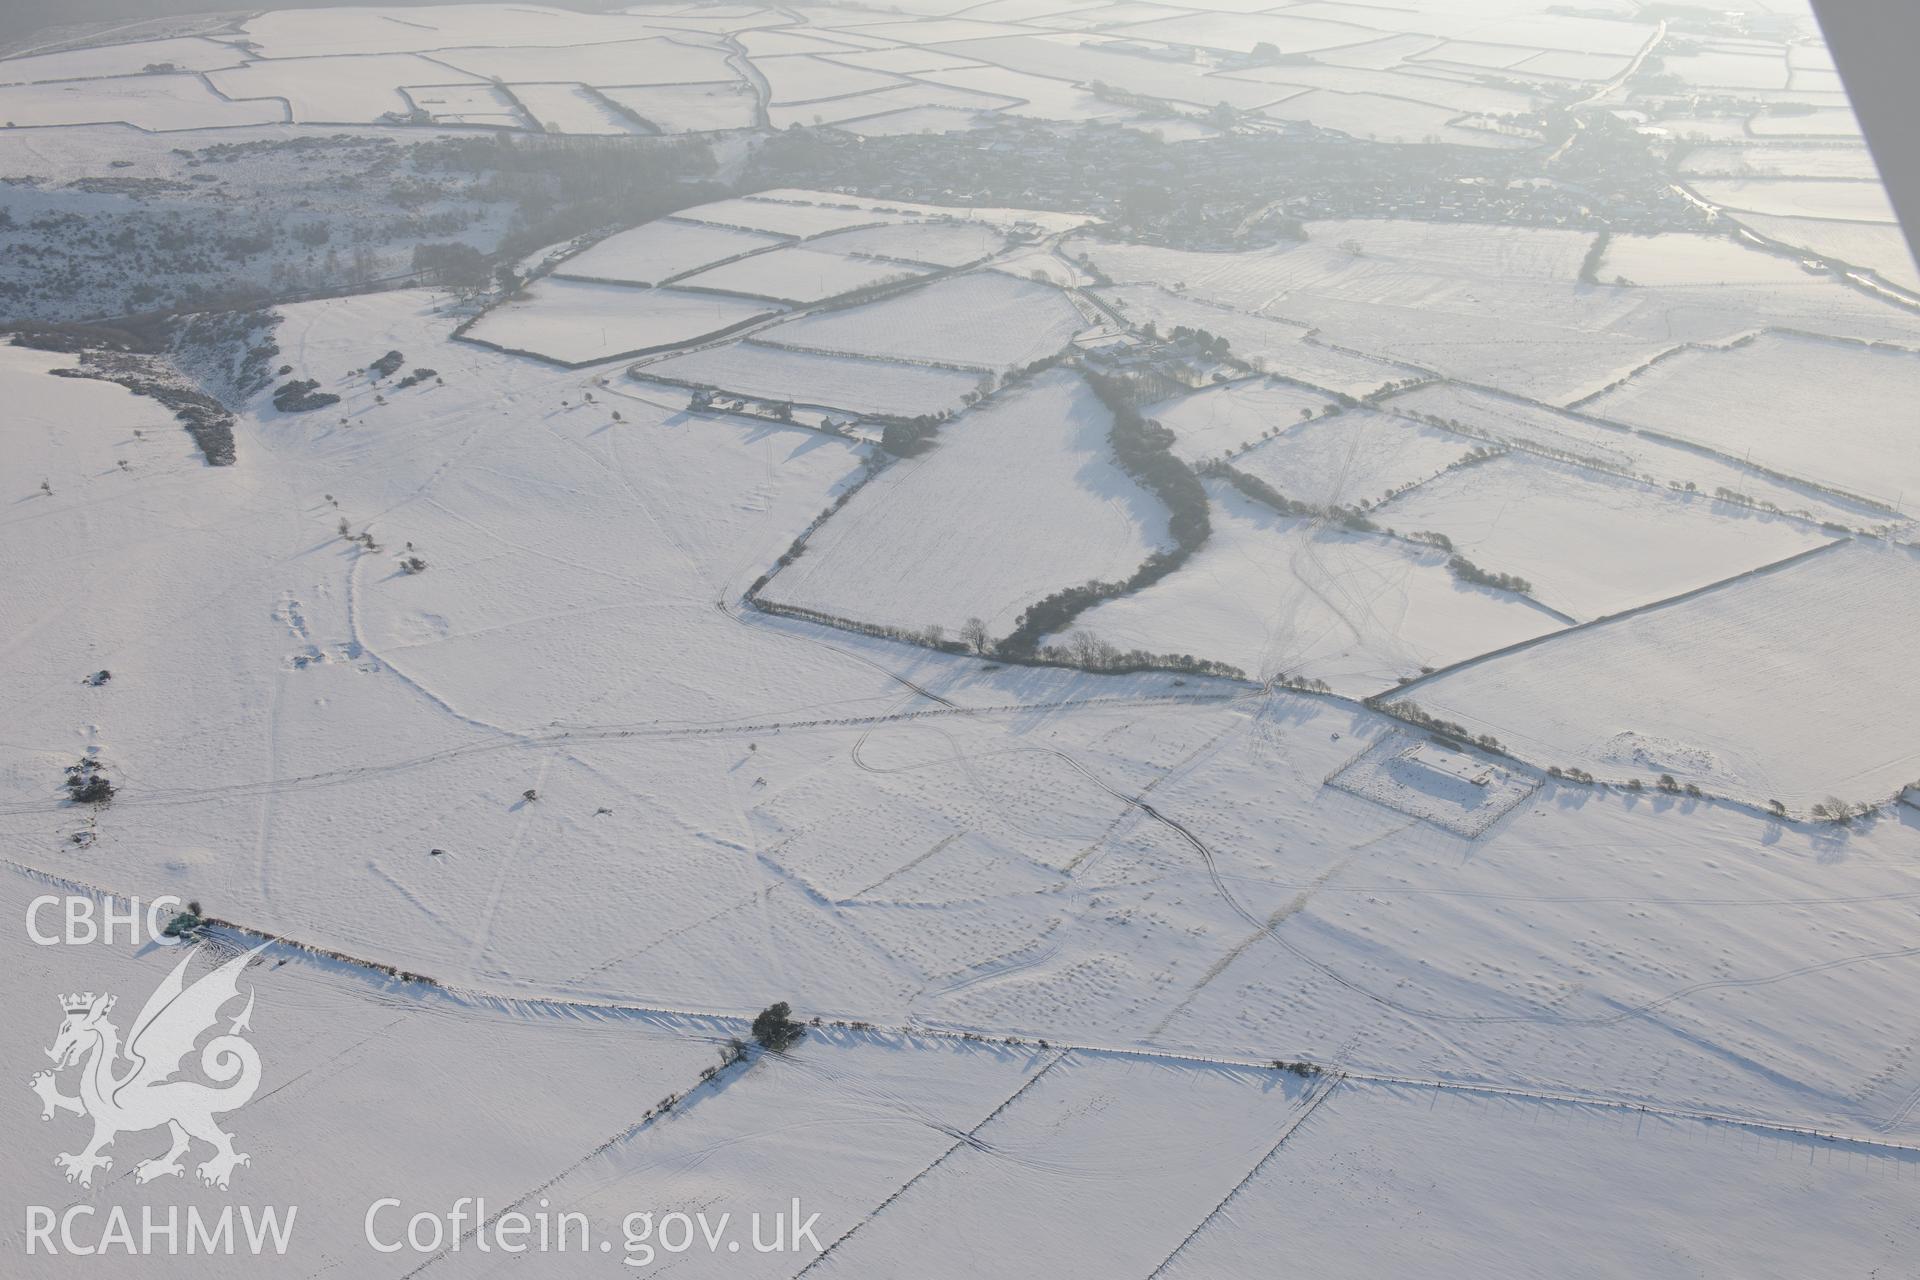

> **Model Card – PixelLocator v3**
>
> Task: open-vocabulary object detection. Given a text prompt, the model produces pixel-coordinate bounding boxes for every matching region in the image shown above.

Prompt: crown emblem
[60,992,102,1014]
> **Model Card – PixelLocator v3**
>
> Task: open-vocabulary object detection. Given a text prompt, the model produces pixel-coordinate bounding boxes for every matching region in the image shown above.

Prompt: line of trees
[1578,229,1611,285]
[1445,555,1532,595]
[1207,462,1380,534]
[999,370,1213,655]
[1034,629,1245,679]
[1378,700,1503,754]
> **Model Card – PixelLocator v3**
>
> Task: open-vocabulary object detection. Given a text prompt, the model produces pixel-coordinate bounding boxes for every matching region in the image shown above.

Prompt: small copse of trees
[272,378,339,413]
[64,758,114,805]
[1446,555,1532,595]
[751,1002,805,1054]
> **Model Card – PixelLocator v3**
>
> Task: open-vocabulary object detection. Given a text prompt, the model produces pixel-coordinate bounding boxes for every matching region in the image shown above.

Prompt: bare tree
[960,616,991,655]
[1067,629,1118,668]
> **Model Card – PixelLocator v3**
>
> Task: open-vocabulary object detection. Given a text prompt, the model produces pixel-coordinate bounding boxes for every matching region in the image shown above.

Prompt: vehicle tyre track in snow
[1876,1076,1920,1136]
[1146,820,1417,1040]
[462,749,557,974]
[344,535,525,740]
[912,920,1067,1008]
[252,659,289,908]
[0,693,1231,816]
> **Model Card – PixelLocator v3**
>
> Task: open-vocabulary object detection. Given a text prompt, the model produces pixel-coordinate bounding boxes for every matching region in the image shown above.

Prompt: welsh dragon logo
[29,944,267,1190]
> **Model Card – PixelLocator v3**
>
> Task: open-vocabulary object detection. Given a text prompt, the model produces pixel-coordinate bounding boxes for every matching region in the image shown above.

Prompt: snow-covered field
[0,74,287,130]
[1514,48,1632,80]
[1064,481,1559,693]
[935,34,1290,111]
[834,104,991,135]
[406,81,522,127]
[1690,177,1898,224]
[1221,62,1540,117]
[634,341,989,419]
[674,198,915,240]
[1582,332,1920,512]
[809,1053,1323,1278]
[1234,408,1481,509]
[754,271,1088,371]
[510,82,646,135]
[749,189,1092,236]
[1120,11,1415,56]
[914,63,1139,122]
[1076,224,1920,405]
[1746,105,1861,137]
[1148,379,1349,465]
[1384,381,1882,528]
[1728,212,1920,292]
[761,368,1169,637]
[599,81,761,133]
[1597,231,1823,286]
[431,37,738,87]
[757,54,909,106]
[0,341,196,480]
[206,54,484,123]
[674,246,933,303]
[1080,223,1595,306]
[1094,284,1421,396]
[1298,219,1601,283]
[1256,90,1471,146]
[0,36,246,85]
[1159,1079,1918,1280]
[768,80,1020,130]
[460,279,782,364]
[233,5,692,59]
[1386,541,1920,808]
[1678,143,1880,180]
[1663,48,1790,90]
[557,219,788,286]
[0,7,769,136]
[1374,454,1835,621]
[813,219,1009,268]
